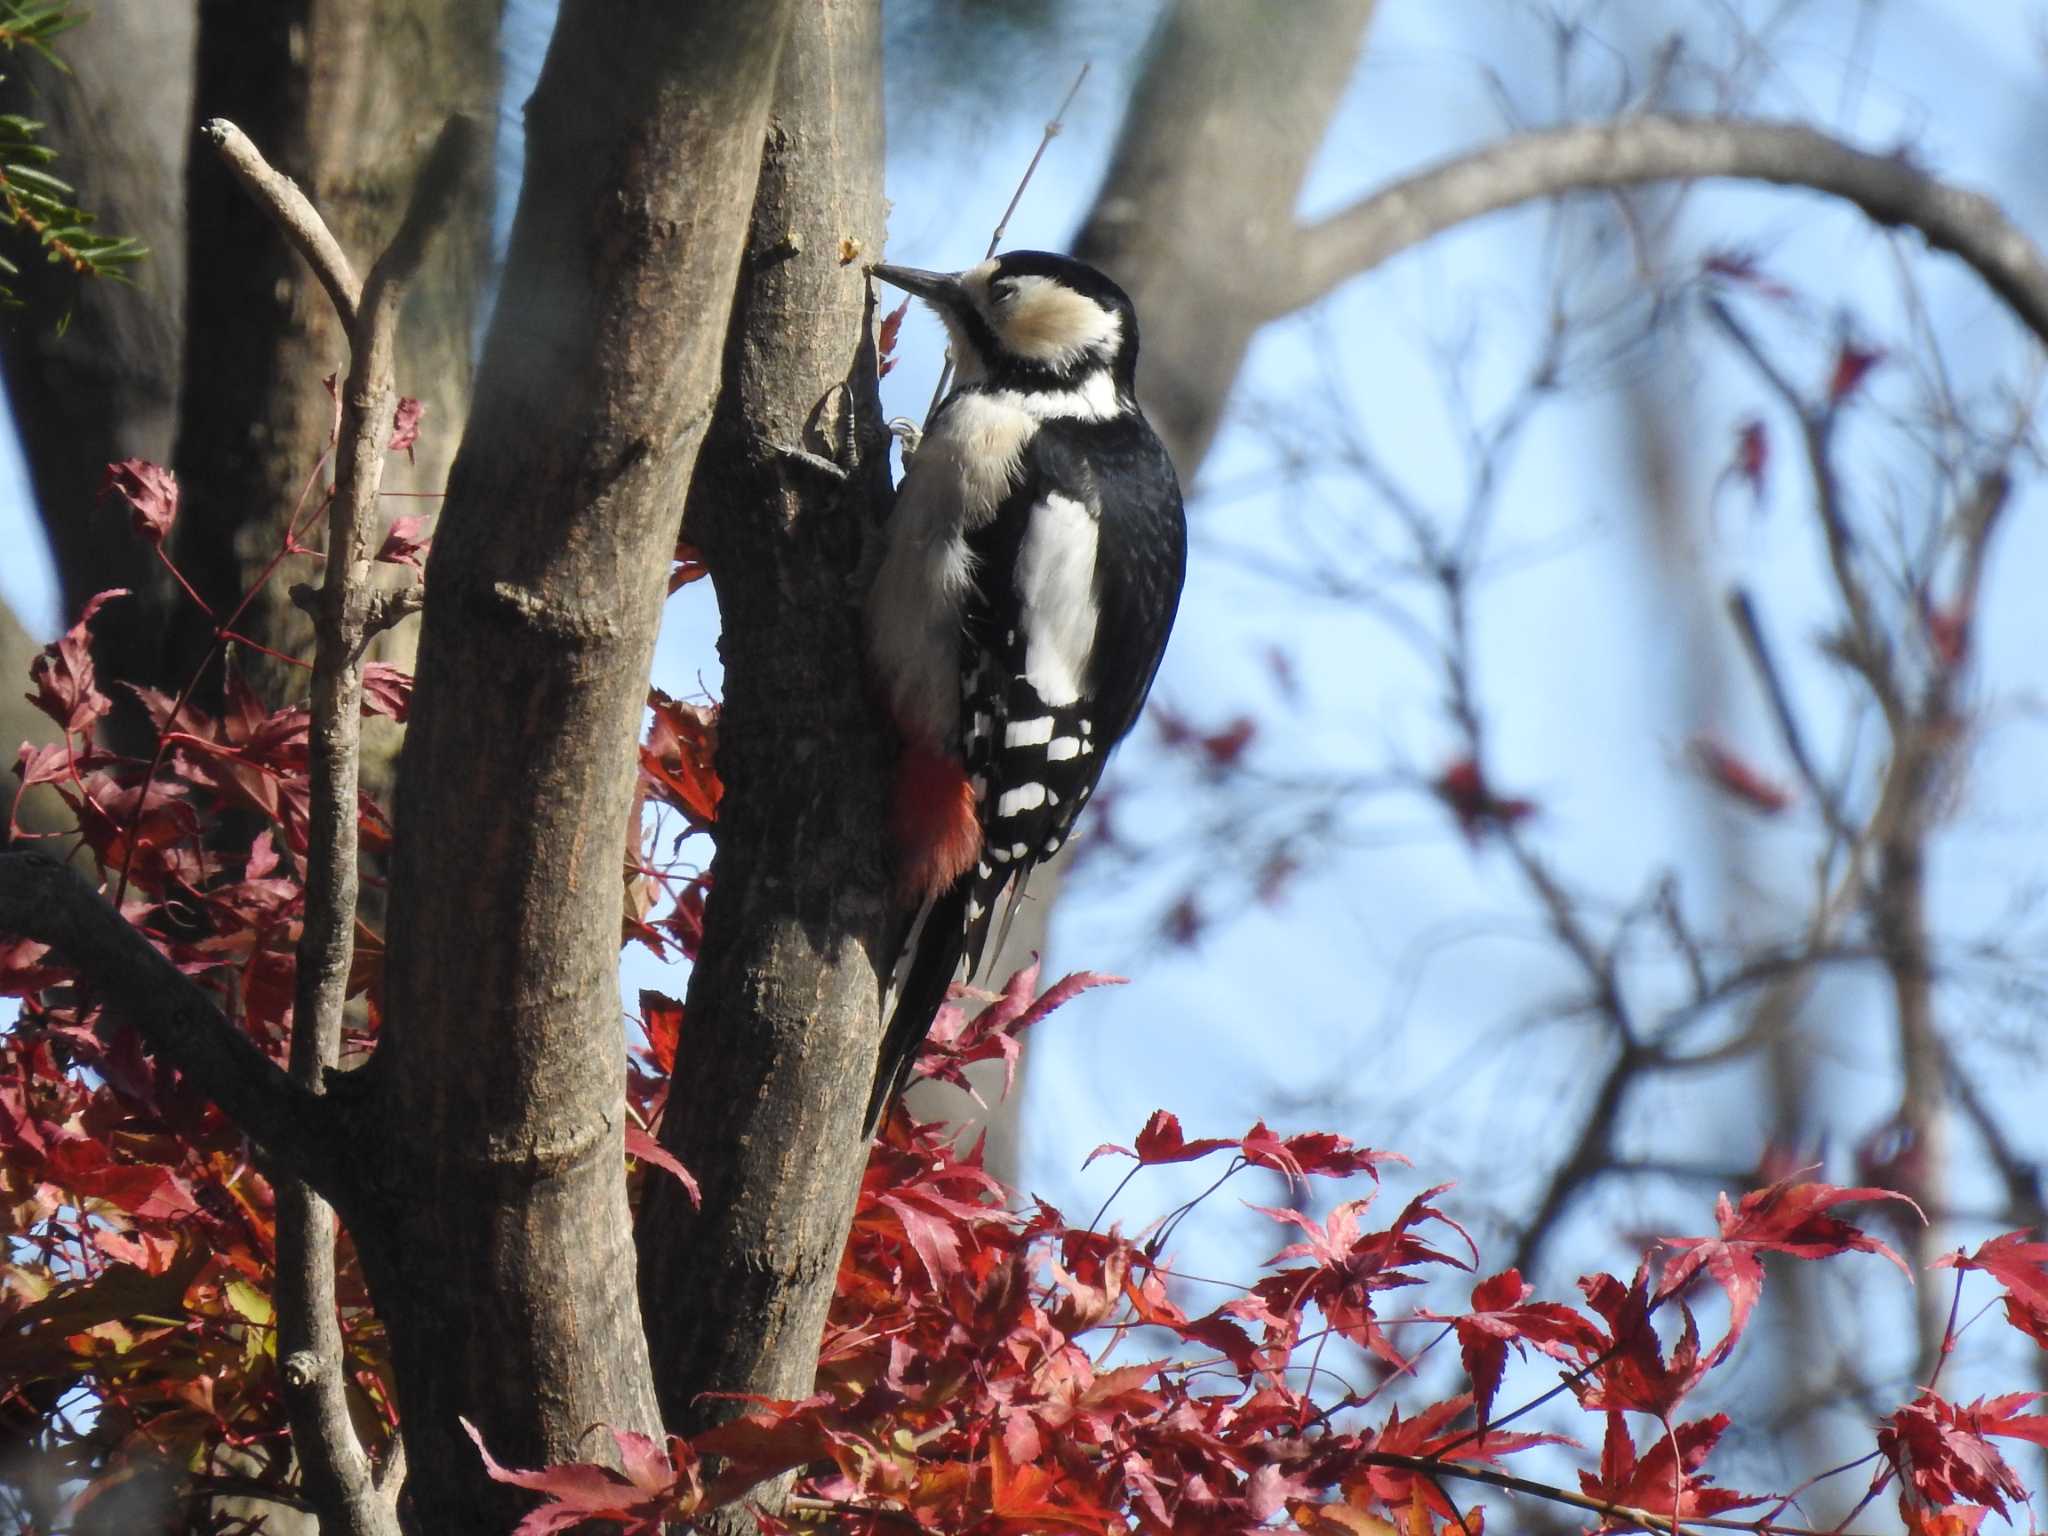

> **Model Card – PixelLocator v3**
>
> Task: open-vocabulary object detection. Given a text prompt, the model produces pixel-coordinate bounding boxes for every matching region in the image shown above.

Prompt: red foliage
[1936,1230,2048,1348]
[8,454,2048,1536]
[1421,1267,1603,1426]
[1431,756,1535,842]
[1730,416,1769,501]
[387,395,425,462]
[1689,734,1793,814]
[99,459,180,545]
[878,295,910,379]
[1827,341,1886,406]
[375,511,433,570]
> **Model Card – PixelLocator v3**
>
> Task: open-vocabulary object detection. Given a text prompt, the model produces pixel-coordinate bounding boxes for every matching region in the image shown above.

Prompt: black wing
[865,413,1185,1136]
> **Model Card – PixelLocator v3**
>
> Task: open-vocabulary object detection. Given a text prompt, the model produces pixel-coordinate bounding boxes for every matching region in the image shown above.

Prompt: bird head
[869,249,1138,390]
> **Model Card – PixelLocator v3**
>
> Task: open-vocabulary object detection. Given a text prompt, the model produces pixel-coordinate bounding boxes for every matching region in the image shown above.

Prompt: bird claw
[887,417,923,462]
[774,443,850,483]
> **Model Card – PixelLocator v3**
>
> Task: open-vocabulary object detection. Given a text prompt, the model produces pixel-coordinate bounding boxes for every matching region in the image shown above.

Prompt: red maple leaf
[1421,1267,1604,1426]
[640,688,721,828]
[669,540,708,594]
[1729,416,1768,500]
[1579,1412,1764,1526]
[877,295,910,378]
[1689,735,1792,814]
[99,459,180,546]
[375,513,432,571]
[1240,1121,1400,1182]
[1431,757,1535,843]
[917,963,1125,1101]
[360,663,413,721]
[1827,341,1885,405]
[1701,250,1796,302]
[624,1127,699,1207]
[28,589,129,735]
[1086,1109,1236,1170]
[1658,1176,1917,1360]
[1936,1230,2048,1349]
[462,1417,701,1535]
[388,396,424,462]
[1879,1392,2037,1515]
[1572,1266,1710,1418]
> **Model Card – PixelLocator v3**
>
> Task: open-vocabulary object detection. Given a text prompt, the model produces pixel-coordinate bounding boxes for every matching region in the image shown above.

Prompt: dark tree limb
[1074,0,1378,474]
[1288,115,2048,345]
[0,849,345,1193]
[357,6,797,1527]
[205,112,478,1536]
[637,13,890,1527]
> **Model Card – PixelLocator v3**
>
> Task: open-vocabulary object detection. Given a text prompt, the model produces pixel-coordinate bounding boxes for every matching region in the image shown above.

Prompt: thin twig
[1726,587,1852,842]
[201,118,362,330]
[232,111,476,1536]
[920,63,1089,426]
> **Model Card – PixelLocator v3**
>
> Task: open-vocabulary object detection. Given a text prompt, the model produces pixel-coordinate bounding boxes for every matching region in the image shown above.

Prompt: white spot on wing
[1046,736,1080,762]
[997,783,1047,818]
[1009,842,1029,860]
[1006,717,1054,747]
[1014,492,1099,708]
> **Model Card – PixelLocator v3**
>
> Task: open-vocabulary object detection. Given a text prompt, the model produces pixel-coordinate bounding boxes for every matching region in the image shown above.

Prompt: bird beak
[869,262,965,311]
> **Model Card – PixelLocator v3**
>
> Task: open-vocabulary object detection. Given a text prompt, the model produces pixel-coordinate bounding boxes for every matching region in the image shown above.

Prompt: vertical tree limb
[637,9,890,1528]
[360,7,796,1526]
[206,114,477,1536]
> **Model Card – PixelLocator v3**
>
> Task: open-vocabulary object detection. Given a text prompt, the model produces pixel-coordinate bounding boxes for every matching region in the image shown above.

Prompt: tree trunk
[1074,0,1377,474]
[170,0,498,717]
[353,5,794,1528]
[634,3,891,1513]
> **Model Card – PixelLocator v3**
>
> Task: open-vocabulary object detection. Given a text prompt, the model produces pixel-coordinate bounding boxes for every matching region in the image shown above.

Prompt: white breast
[865,393,1036,747]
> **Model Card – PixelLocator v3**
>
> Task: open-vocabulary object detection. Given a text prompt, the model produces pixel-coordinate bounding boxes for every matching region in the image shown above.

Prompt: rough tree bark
[635,0,892,1500]
[350,5,795,1528]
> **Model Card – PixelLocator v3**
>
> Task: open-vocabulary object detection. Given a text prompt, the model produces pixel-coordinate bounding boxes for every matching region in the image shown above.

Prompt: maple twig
[253,112,476,1536]
[1726,587,1851,843]
[0,850,346,1191]
[1359,1452,1887,1536]
[201,117,363,331]
[919,62,1089,427]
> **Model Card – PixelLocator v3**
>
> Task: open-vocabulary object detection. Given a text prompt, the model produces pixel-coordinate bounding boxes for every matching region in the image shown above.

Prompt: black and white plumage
[862,250,1187,1135]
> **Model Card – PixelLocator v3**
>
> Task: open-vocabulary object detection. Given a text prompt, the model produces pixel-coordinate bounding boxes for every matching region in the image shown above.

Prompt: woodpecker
[862,249,1187,1135]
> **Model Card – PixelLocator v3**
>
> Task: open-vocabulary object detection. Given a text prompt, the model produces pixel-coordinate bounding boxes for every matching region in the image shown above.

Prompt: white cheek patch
[1013,492,1099,709]
[998,275,1123,369]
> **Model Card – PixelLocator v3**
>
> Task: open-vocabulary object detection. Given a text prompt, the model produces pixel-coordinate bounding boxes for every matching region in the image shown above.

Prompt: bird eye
[988,278,1016,305]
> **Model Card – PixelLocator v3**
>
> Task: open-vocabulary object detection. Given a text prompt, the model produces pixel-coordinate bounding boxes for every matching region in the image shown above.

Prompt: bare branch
[0,849,343,1189]
[272,113,477,1536]
[1288,115,2048,347]
[200,117,362,331]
